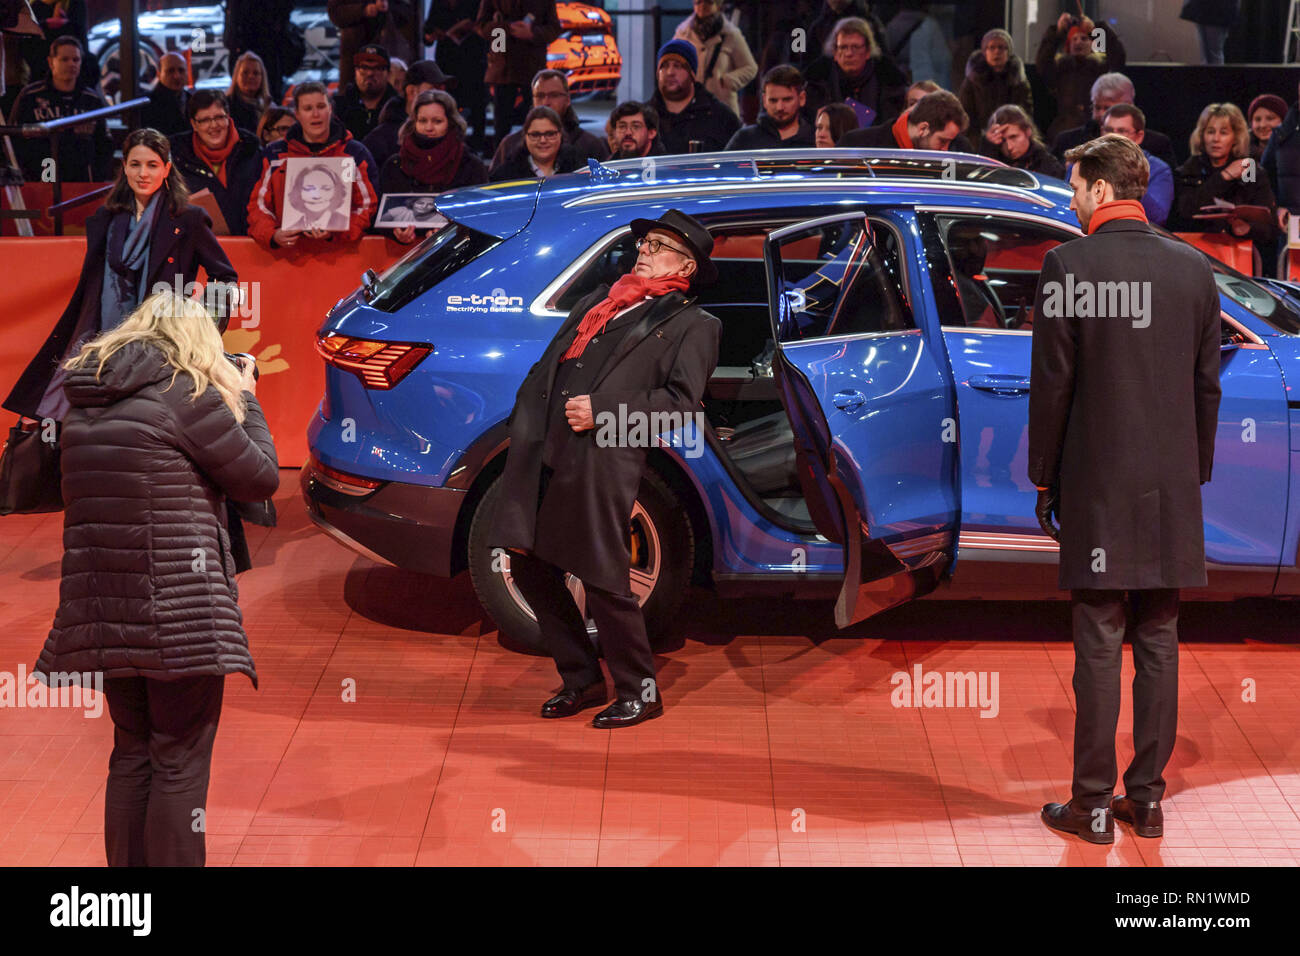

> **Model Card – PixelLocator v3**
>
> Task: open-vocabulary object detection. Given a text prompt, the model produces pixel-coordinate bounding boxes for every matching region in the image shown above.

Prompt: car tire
[467,468,693,652]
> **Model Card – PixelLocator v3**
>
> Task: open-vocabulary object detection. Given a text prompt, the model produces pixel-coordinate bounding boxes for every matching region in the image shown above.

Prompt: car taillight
[315,332,431,389]
[308,455,382,496]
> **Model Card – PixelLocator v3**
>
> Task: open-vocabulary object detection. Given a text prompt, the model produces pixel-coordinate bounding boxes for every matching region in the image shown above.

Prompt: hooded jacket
[168,127,265,236]
[34,339,279,686]
[958,49,1033,146]
[245,117,379,249]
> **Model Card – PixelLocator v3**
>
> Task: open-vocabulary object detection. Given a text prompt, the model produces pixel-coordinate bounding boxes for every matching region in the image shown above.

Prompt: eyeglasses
[193,114,229,127]
[635,237,690,257]
[526,129,561,141]
[835,42,868,53]
[614,122,647,134]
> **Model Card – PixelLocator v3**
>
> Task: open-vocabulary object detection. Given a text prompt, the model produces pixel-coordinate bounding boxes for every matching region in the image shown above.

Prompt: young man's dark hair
[291,81,329,107]
[1103,102,1146,133]
[761,64,804,93]
[187,89,230,120]
[609,100,659,133]
[1065,133,1149,200]
[911,90,968,136]
[49,35,84,57]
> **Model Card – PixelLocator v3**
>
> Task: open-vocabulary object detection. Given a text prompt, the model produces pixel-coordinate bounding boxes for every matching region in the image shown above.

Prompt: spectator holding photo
[246,82,378,252]
[378,90,487,244]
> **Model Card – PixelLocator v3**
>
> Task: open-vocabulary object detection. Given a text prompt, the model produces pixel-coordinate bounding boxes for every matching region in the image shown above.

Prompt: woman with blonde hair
[227,51,272,133]
[1172,102,1278,244]
[34,291,279,867]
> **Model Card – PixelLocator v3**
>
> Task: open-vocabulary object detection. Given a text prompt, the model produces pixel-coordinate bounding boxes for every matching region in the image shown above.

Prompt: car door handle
[968,374,1030,396]
[832,389,867,411]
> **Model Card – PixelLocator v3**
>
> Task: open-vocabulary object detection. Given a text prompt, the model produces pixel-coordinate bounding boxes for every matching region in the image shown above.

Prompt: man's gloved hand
[1035,486,1061,541]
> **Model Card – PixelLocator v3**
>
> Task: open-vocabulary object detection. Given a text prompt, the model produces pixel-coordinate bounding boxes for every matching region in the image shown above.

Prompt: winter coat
[488,142,583,181]
[245,118,379,250]
[1036,22,1126,140]
[331,81,402,143]
[958,49,1032,147]
[34,339,279,686]
[475,0,562,86]
[1028,219,1222,590]
[980,139,1065,179]
[489,285,720,593]
[673,13,758,117]
[1262,104,1300,211]
[7,80,114,182]
[647,82,742,155]
[168,127,265,236]
[3,203,238,421]
[378,146,489,194]
[327,0,416,85]
[1171,153,1278,244]
[139,84,191,137]
[725,114,816,151]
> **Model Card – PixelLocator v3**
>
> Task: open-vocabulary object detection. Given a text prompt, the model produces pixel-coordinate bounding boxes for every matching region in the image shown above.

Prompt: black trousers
[103,674,225,867]
[1070,588,1180,809]
[509,549,656,702]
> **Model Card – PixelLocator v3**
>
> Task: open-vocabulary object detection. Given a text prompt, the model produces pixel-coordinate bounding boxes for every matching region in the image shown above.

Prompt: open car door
[763,213,960,627]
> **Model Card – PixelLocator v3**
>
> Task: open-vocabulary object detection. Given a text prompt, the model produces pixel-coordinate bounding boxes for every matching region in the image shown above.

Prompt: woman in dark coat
[168,89,265,236]
[958,28,1032,150]
[981,105,1065,179]
[1172,102,1278,245]
[3,128,238,424]
[488,105,583,183]
[378,89,488,244]
[36,291,279,866]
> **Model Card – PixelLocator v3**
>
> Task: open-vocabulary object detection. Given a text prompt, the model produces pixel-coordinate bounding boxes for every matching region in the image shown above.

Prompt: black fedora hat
[629,209,718,287]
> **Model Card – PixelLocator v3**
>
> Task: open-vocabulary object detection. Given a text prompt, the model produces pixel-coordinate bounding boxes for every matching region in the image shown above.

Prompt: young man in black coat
[647,39,739,155]
[139,53,191,136]
[490,209,721,728]
[7,36,113,182]
[725,65,815,151]
[1029,135,1222,844]
[331,43,402,142]
[837,89,967,152]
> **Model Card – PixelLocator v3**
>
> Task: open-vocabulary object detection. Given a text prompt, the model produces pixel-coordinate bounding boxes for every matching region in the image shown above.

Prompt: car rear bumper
[300,461,465,577]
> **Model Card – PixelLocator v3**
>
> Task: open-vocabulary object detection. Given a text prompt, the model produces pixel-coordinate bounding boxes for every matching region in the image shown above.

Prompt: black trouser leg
[509,550,603,691]
[141,675,224,866]
[585,583,655,703]
[492,83,523,148]
[1070,588,1127,809]
[1124,588,1180,803]
[104,677,153,867]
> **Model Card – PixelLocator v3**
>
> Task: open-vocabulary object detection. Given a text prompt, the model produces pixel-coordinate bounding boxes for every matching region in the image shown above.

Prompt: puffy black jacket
[35,340,279,687]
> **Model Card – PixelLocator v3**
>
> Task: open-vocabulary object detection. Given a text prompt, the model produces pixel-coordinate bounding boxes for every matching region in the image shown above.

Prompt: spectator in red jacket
[246,81,378,252]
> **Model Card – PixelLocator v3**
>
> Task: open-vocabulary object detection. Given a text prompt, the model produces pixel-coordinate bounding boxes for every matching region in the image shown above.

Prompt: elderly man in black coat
[1029,135,1222,844]
[490,209,721,728]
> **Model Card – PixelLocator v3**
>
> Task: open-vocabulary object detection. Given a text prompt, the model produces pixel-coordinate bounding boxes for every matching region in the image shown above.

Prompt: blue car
[302,149,1300,646]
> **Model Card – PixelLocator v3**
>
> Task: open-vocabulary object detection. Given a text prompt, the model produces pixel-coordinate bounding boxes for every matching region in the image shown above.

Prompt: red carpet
[1,472,1298,866]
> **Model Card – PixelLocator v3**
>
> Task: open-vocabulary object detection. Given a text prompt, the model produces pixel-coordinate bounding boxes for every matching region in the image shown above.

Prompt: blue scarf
[100,191,162,331]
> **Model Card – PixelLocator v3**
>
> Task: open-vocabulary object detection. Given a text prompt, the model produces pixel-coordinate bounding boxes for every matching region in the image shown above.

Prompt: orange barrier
[0,183,113,236]
[0,236,405,466]
[1174,232,1257,275]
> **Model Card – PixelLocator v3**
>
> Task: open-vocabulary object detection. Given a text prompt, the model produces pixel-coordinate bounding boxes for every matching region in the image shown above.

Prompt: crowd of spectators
[1,1,1295,273]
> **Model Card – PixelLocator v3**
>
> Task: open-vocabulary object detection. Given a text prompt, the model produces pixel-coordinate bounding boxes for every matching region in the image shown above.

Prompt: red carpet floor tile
[1,471,1298,866]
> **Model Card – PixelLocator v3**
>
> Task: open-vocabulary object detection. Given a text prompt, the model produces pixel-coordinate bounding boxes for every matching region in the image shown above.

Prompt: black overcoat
[35,339,279,686]
[2,203,239,420]
[1028,218,1222,590]
[489,286,721,593]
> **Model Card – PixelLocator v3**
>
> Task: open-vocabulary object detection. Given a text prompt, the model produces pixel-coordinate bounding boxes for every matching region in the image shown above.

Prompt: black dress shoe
[540,682,607,718]
[1041,799,1114,844]
[591,697,664,728]
[1112,795,1163,837]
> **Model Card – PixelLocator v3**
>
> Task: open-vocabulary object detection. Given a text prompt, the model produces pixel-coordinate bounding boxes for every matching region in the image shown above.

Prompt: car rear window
[367,220,500,313]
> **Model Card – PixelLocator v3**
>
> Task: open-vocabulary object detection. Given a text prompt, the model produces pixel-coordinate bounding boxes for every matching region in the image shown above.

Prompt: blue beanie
[657,38,698,75]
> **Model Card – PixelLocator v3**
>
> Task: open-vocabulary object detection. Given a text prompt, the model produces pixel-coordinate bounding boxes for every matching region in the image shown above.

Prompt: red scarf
[892,108,913,149]
[399,132,465,188]
[1086,198,1148,234]
[193,122,238,187]
[561,273,690,360]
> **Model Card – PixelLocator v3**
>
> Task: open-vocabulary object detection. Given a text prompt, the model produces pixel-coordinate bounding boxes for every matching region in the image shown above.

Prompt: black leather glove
[1035,487,1061,541]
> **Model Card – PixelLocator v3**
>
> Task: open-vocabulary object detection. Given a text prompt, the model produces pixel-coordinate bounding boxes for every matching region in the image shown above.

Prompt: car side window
[772,218,912,343]
[928,215,1077,330]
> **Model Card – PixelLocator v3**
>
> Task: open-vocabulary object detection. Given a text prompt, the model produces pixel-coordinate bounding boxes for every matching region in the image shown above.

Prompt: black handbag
[0,418,63,515]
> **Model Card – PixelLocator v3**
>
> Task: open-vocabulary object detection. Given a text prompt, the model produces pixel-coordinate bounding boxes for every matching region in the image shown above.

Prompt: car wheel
[98,40,160,102]
[467,469,692,652]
